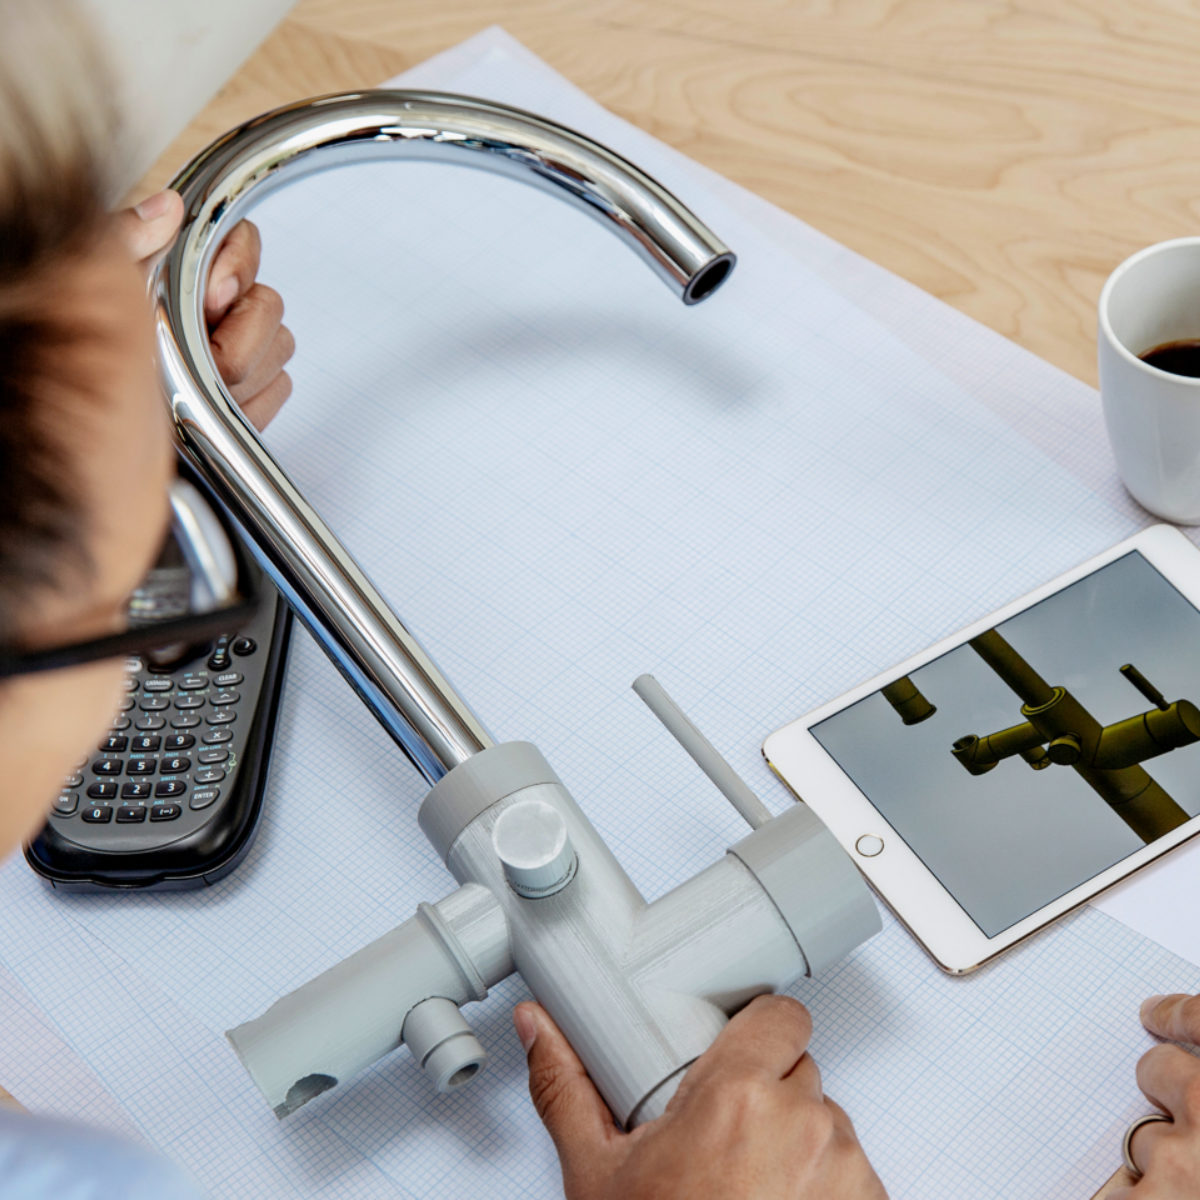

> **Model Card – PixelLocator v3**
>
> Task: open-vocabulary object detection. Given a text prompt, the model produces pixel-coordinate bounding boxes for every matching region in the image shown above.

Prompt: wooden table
[138,1,1197,1192]
[138,0,1200,393]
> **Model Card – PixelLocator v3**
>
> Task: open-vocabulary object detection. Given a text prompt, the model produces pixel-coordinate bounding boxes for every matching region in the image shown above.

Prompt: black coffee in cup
[1139,339,1200,378]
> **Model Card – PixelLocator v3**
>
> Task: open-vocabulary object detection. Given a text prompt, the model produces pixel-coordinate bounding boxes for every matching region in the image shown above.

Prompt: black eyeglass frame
[0,592,262,678]
[0,470,265,679]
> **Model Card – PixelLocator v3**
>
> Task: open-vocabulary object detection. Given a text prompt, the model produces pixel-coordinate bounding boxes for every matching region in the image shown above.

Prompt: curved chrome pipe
[154,91,735,783]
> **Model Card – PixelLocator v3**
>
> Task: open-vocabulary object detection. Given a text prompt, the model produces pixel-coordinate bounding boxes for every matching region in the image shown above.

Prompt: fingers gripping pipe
[156,92,879,1128]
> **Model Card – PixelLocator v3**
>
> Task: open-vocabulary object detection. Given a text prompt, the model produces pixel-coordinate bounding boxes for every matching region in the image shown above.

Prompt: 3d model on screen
[881,676,937,725]
[887,628,1199,844]
[155,92,881,1128]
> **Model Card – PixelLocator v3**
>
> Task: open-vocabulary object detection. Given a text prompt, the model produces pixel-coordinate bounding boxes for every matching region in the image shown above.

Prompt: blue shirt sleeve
[0,1108,204,1199]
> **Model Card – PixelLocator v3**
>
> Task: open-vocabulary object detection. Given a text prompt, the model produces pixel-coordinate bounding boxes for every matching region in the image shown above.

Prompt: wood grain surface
[138,0,1200,388]
[138,4,1193,1192]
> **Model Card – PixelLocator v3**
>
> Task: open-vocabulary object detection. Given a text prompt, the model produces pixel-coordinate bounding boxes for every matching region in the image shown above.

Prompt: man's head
[0,0,177,851]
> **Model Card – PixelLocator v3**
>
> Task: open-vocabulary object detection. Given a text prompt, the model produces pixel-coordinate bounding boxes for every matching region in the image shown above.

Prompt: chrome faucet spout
[155,91,735,783]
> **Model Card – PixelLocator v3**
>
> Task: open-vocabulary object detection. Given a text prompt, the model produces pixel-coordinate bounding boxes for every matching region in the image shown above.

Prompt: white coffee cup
[1099,237,1200,524]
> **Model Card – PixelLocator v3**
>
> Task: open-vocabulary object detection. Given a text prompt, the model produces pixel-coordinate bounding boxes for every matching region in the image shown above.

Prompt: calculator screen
[127,535,191,625]
[810,551,1200,937]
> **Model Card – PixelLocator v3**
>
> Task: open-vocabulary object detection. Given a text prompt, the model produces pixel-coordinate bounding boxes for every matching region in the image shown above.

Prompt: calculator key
[215,672,243,688]
[53,793,79,816]
[232,637,256,656]
[197,748,228,765]
[125,657,144,674]
[82,806,113,823]
[64,772,84,788]
[211,689,240,706]
[135,713,166,731]
[194,767,226,786]
[170,713,201,729]
[155,780,187,799]
[122,678,138,693]
[138,695,169,711]
[110,715,131,731]
[202,728,233,745]
[119,697,135,712]
[86,782,117,800]
[100,736,128,753]
[164,734,195,751]
[179,675,210,690]
[173,694,206,710]
[116,806,147,823]
[143,677,174,693]
[92,759,122,776]
[121,782,153,800]
[189,787,220,810]
[126,759,157,776]
[206,709,237,725]
[150,804,182,821]
[161,756,191,774]
[131,735,161,752]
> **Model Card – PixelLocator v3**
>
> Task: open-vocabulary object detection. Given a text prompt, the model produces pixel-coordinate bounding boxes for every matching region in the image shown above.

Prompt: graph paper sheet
[2,27,1198,1199]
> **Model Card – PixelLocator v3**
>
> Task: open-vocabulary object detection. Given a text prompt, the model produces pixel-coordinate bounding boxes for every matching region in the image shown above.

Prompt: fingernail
[211,275,238,310]
[1141,995,1166,1023]
[514,1006,539,1052]
[135,190,173,221]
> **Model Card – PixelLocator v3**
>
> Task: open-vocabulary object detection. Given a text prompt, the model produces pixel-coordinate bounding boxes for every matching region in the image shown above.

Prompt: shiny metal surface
[154,91,735,783]
[167,477,238,611]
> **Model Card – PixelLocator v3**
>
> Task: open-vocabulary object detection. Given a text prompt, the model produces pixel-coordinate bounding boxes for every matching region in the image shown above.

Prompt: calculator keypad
[50,640,261,835]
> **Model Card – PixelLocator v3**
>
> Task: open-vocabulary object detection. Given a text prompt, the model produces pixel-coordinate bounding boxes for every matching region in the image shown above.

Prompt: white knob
[492,799,577,898]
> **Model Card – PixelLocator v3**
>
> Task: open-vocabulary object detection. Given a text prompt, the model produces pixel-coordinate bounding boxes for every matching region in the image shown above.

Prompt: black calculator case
[25,561,293,892]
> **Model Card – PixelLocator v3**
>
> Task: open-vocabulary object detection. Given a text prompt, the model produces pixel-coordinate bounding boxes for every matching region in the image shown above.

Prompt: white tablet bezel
[763,524,1200,975]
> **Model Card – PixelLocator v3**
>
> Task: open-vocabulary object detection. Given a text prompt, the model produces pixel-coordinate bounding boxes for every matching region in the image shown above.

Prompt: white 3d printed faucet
[154,91,881,1128]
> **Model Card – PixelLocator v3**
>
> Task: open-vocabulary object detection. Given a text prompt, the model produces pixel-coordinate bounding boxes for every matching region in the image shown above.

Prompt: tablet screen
[810,550,1200,937]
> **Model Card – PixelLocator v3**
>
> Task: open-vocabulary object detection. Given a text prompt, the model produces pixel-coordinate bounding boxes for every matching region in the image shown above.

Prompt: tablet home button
[855,834,884,857]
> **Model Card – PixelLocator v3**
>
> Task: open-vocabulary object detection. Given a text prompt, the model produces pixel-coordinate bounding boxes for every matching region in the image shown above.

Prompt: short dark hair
[0,0,121,642]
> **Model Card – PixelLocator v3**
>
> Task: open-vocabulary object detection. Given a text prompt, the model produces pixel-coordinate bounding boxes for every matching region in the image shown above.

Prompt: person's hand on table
[1113,993,1200,1197]
[114,189,294,430]
[516,993,888,1200]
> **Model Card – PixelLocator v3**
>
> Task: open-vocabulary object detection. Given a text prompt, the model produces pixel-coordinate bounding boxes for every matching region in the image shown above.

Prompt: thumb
[1142,994,1200,1045]
[111,190,184,266]
[516,1002,621,1170]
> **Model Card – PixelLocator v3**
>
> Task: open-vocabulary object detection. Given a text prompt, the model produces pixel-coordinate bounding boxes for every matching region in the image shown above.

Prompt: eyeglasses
[0,473,262,679]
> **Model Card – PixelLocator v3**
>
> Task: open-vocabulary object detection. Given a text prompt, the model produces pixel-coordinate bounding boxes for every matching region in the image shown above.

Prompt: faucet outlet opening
[684,254,735,304]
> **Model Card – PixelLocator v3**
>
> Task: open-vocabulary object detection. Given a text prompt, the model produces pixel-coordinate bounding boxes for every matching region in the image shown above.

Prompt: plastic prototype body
[897,629,1200,843]
[155,91,881,1128]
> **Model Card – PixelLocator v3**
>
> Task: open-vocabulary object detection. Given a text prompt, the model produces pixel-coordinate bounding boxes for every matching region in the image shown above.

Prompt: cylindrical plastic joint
[419,742,563,863]
[402,997,487,1093]
[729,804,881,976]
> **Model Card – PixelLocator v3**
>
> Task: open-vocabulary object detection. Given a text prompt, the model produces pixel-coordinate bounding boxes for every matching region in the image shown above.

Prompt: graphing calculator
[25,512,293,892]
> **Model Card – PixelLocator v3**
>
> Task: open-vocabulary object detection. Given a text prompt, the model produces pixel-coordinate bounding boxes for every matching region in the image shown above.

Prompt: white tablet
[763,524,1200,974]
